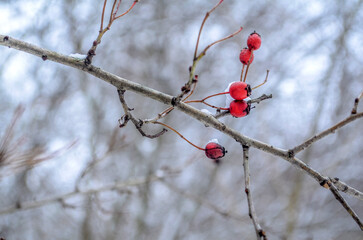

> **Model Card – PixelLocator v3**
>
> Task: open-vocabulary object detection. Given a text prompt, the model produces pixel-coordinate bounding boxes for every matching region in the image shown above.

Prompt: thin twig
[194,0,224,59]
[248,94,273,104]
[197,27,243,59]
[326,178,363,230]
[153,121,205,151]
[100,0,108,32]
[351,90,363,114]
[114,1,137,20]
[289,112,363,156]
[242,145,267,239]
[117,89,167,138]
[0,174,166,215]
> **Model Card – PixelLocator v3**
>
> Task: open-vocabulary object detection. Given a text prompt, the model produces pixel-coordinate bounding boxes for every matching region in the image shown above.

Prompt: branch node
[287,149,295,158]
[319,179,329,189]
[171,97,179,106]
[41,54,48,61]
[3,36,9,41]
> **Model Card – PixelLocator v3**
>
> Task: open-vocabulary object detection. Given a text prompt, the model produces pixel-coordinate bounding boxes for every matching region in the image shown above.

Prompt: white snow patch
[69,53,87,59]
[201,109,212,115]
[225,81,237,107]
[207,138,219,144]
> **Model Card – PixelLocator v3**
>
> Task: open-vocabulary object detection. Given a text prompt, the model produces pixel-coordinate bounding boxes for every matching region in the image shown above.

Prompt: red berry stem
[252,70,269,90]
[114,1,137,20]
[194,0,224,59]
[240,64,245,82]
[185,91,230,111]
[243,49,254,83]
[154,121,205,151]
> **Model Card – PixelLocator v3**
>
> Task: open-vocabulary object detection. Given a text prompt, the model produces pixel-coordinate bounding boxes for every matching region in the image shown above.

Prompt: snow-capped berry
[229,100,251,118]
[247,31,261,50]
[239,48,254,65]
[205,142,226,161]
[229,82,251,100]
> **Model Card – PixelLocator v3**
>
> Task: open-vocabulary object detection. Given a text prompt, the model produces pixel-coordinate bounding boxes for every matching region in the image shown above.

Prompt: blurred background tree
[0,0,362,239]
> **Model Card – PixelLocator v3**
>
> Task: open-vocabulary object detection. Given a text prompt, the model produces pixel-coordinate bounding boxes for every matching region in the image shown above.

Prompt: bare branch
[331,178,363,201]
[289,112,363,156]
[326,178,363,230]
[242,145,267,239]
[0,174,166,216]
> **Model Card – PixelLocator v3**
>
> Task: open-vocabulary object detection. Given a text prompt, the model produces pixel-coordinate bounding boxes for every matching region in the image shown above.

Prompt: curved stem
[115,1,137,20]
[154,122,205,151]
[252,70,269,90]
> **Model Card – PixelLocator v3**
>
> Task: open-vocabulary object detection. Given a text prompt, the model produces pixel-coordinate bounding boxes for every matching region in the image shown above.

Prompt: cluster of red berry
[204,31,262,162]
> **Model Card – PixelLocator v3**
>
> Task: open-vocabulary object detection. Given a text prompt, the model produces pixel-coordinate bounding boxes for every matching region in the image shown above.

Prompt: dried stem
[242,145,267,239]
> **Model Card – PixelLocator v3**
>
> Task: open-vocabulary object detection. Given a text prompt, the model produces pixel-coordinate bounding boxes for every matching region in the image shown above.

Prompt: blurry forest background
[0,0,362,239]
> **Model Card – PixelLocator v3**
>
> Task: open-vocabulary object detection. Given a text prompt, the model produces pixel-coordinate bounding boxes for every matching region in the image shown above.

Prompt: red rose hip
[247,31,261,50]
[229,81,251,100]
[205,142,226,160]
[229,100,251,118]
[239,48,254,65]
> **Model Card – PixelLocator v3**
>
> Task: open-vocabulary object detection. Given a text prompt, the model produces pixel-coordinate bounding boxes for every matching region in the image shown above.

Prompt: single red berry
[229,100,251,118]
[205,142,226,161]
[229,81,251,100]
[239,48,254,65]
[247,31,261,50]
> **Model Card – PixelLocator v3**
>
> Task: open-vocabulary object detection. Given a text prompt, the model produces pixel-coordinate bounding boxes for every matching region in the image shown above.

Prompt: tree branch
[242,145,267,239]
[331,178,363,201]
[289,112,363,156]
[326,178,363,230]
[0,174,165,216]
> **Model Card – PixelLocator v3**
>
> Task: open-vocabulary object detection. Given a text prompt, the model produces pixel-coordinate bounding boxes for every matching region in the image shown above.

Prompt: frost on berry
[229,81,252,100]
[205,141,226,163]
[239,48,254,65]
[229,100,251,118]
[247,31,261,50]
